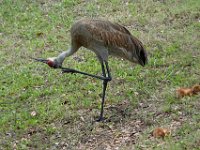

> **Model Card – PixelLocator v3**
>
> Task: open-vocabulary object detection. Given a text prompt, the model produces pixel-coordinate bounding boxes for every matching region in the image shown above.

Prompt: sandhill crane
[31,18,148,121]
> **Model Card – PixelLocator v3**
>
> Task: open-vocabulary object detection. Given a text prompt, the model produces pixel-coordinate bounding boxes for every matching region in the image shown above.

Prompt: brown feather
[70,18,147,65]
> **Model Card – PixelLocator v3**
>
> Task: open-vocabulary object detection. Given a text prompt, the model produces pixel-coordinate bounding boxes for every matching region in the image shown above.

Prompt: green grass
[1,0,200,149]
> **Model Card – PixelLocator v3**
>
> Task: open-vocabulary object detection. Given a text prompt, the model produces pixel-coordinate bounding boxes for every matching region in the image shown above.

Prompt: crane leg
[105,61,112,81]
[96,61,112,121]
[97,79,108,121]
[62,61,112,122]
[62,68,107,81]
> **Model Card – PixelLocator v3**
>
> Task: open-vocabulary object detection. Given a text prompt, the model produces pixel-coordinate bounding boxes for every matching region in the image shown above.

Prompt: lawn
[1,0,200,149]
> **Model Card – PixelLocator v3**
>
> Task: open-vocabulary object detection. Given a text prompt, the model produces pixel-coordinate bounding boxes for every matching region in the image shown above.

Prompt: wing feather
[86,20,140,51]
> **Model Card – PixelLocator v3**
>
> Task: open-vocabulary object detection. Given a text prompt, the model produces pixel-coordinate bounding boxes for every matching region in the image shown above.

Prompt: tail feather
[139,49,148,66]
[131,36,148,66]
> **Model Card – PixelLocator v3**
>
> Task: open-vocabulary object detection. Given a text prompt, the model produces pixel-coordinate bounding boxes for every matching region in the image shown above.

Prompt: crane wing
[86,23,139,51]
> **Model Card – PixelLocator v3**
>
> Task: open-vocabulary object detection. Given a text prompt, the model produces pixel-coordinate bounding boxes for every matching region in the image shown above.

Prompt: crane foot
[95,116,107,122]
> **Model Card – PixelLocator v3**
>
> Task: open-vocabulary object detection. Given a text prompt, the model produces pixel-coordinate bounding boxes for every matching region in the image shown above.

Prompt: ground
[0,0,200,149]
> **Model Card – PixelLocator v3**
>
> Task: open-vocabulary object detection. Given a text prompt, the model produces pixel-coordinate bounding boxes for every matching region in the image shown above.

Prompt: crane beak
[30,57,48,64]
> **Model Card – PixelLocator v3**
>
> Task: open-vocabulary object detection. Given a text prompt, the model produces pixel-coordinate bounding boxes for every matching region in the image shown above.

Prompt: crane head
[30,57,62,68]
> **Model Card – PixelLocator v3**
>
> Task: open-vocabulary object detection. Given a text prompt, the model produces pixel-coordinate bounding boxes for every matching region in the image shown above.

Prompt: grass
[1,0,200,149]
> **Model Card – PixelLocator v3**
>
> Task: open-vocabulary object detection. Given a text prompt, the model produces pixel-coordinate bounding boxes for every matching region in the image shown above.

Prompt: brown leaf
[152,127,170,138]
[192,84,200,94]
[176,88,193,98]
[176,84,200,98]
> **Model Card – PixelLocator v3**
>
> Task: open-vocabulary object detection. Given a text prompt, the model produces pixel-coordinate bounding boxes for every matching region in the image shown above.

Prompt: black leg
[96,79,108,121]
[100,61,106,77]
[62,67,107,81]
[105,61,112,81]
[62,61,112,122]
[96,61,112,122]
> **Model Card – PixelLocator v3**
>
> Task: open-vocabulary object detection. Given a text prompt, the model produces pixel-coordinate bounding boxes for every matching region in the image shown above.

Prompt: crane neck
[57,47,73,63]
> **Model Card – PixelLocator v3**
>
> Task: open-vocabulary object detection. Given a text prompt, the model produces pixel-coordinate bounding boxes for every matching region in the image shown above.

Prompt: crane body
[31,18,148,121]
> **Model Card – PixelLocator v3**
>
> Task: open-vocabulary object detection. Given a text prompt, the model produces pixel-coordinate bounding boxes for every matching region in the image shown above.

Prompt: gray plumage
[47,18,147,68]
[32,18,148,121]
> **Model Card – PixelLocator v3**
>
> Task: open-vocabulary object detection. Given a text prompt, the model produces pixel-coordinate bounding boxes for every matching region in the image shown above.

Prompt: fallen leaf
[27,127,38,135]
[176,88,193,98]
[80,116,85,122]
[31,111,37,116]
[13,142,17,149]
[192,84,200,94]
[176,84,200,98]
[152,127,170,138]
[36,32,44,37]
